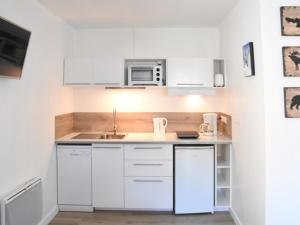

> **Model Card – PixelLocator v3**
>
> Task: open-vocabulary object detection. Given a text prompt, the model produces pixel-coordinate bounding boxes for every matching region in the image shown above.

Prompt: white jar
[215,73,224,87]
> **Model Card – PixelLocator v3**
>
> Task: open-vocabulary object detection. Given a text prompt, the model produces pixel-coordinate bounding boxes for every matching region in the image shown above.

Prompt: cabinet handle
[93,146,122,149]
[65,83,91,85]
[175,147,214,150]
[133,163,163,166]
[133,179,163,183]
[176,83,205,86]
[94,83,121,85]
[69,153,80,156]
[133,147,163,150]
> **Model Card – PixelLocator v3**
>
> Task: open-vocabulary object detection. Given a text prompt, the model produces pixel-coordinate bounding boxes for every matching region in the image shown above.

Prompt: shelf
[216,163,230,169]
[216,168,230,187]
[214,206,230,212]
[216,144,231,167]
[216,188,230,207]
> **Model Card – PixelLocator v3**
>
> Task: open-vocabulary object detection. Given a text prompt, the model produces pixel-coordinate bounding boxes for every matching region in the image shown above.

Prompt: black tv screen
[0,17,31,79]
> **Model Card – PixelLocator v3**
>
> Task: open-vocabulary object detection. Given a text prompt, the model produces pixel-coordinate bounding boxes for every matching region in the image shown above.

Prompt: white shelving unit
[215,144,232,211]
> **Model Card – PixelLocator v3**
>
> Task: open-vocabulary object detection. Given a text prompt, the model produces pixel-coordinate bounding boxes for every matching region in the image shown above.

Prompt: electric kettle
[153,117,168,136]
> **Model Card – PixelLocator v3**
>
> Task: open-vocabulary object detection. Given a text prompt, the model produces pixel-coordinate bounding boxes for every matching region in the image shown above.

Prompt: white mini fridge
[174,145,214,214]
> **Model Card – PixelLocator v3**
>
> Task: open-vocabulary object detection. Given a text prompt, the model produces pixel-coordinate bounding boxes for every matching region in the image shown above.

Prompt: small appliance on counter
[176,131,199,139]
[153,117,168,136]
[200,113,218,136]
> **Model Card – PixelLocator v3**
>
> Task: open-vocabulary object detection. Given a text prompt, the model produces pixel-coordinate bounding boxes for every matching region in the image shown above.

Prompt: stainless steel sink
[105,134,127,139]
[72,133,126,140]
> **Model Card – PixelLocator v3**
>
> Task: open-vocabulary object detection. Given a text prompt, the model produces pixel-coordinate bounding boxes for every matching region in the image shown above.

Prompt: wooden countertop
[56,132,232,145]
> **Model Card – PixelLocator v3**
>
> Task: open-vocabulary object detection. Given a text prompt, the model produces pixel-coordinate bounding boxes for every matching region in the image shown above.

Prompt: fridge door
[175,146,214,214]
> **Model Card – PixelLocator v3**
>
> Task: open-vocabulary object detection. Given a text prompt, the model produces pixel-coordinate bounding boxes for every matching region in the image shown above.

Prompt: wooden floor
[49,211,235,225]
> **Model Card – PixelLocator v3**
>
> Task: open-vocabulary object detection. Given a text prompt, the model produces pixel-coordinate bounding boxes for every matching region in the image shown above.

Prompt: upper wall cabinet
[64,58,93,85]
[64,58,124,86]
[167,58,214,88]
[93,58,124,86]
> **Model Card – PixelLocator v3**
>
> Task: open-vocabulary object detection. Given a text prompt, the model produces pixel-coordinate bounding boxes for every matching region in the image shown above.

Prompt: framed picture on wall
[242,42,255,77]
[284,87,300,118]
[281,6,300,36]
[283,47,300,77]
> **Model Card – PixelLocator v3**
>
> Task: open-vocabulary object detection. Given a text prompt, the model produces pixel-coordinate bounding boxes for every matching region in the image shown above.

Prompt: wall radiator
[1,178,42,225]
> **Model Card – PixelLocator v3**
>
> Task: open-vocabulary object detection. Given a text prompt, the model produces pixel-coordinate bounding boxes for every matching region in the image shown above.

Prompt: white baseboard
[59,205,94,212]
[229,208,242,225]
[38,206,58,225]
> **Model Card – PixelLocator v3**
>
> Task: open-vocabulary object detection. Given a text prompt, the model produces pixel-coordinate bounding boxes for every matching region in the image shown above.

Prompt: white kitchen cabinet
[64,58,93,85]
[57,145,92,211]
[125,161,173,177]
[124,144,173,210]
[167,58,214,87]
[125,177,173,210]
[92,144,124,209]
[93,58,124,86]
[124,144,173,161]
[64,58,124,85]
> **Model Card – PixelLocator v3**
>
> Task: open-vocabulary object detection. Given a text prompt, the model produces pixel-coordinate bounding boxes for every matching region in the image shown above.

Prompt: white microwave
[128,64,163,86]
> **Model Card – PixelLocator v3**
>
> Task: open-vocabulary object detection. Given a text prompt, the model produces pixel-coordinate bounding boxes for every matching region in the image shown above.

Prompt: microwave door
[131,67,154,83]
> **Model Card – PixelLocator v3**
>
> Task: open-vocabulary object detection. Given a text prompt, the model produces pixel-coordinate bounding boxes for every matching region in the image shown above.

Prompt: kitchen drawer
[124,144,173,161]
[125,177,173,210]
[125,161,173,177]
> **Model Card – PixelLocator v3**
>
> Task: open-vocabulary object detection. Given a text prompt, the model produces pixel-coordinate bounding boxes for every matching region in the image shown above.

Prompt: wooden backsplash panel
[73,112,232,136]
[55,112,232,138]
[55,113,74,139]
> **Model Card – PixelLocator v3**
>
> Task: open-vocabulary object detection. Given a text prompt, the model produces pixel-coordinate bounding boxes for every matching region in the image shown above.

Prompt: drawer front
[125,177,173,210]
[125,161,173,177]
[125,144,173,161]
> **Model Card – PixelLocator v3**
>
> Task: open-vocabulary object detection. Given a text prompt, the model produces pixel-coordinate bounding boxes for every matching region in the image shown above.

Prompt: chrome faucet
[112,108,117,135]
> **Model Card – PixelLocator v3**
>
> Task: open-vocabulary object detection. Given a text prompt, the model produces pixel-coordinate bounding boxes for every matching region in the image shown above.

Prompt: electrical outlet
[221,115,227,124]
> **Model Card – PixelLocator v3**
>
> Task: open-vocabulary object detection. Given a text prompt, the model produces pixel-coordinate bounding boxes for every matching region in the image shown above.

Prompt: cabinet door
[167,58,213,87]
[92,144,124,208]
[93,58,124,86]
[64,58,93,84]
[57,145,92,205]
[125,177,173,210]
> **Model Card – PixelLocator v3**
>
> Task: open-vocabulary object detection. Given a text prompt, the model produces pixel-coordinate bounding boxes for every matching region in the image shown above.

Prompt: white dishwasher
[174,145,214,214]
[57,145,93,212]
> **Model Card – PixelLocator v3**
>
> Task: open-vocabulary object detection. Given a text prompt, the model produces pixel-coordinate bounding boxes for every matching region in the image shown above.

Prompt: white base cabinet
[92,144,124,209]
[57,143,232,213]
[125,177,173,210]
[124,144,173,210]
[57,145,92,211]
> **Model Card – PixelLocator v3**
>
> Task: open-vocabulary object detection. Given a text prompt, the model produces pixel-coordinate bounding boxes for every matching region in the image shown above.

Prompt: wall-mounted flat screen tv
[0,17,31,79]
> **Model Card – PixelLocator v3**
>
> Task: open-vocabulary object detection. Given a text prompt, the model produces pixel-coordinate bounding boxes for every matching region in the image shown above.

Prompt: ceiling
[39,0,239,28]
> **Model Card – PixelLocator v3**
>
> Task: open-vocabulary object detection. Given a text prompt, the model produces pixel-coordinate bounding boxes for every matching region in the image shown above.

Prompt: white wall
[0,0,73,221]
[220,0,266,225]
[72,28,224,112]
[73,86,225,112]
[259,1,300,225]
